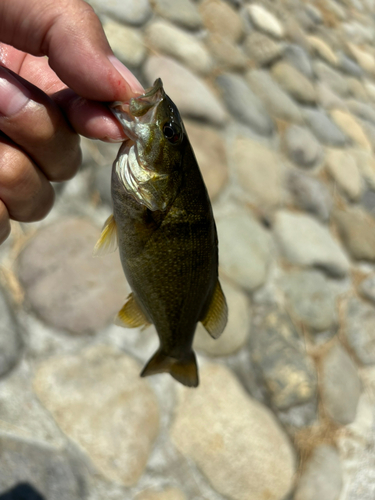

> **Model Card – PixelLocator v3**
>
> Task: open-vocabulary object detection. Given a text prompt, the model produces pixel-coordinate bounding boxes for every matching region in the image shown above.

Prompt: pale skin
[0,0,144,244]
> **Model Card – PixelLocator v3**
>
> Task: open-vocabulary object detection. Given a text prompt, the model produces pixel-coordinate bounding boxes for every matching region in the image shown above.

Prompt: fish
[94,78,227,387]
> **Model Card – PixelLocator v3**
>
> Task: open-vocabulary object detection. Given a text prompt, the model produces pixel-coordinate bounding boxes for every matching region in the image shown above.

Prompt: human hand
[0,0,144,244]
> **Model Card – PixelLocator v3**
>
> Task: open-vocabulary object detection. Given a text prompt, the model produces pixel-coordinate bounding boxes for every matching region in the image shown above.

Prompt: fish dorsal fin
[93,214,118,257]
[114,293,150,328]
[201,280,228,339]
[141,349,199,387]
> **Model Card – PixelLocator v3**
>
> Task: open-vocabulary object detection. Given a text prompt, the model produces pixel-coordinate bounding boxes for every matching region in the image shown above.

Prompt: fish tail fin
[140,349,199,388]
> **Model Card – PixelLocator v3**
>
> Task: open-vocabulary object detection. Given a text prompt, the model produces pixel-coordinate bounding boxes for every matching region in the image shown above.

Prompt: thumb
[0,0,143,101]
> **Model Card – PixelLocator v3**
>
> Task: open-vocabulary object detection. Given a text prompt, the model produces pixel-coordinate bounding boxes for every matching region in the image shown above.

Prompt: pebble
[170,364,295,500]
[316,81,346,110]
[294,445,343,500]
[233,136,286,209]
[364,80,375,102]
[359,274,375,303]
[0,285,23,378]
[338,52,364,78]
[145,21,212,75]
[333,206,375,261]
[347,76,369,101]
[135,489,187,500]
[347,43,375,73]
[151,0,202,30]
[320,342,361,424]
[314,60,349,97]
[250,305,317,409]
[247,4,285,39]
[273,210,350,278]
[216,73,274,135]
[282,44,314,79]
[207,34,248,71]
[271,61,316,104]
[0,435,87,500]
[246,69,303,124]
[284,124,323,168]
[194,279,251,356]
[103,20,146,67]
[17,218,129,334]
[287,170,332,221]
[344,297,375,365]
[243,31,282,66]
[87,0,151,25]
[144,56,226,126]
[216,210,272,292]
[279,269,339,332]
[361,119,375,151]
[331,109,372,151]
[33,345,160,486]
[307,35,339,66]
[183,120,228,199]
[346,99,375,125]
[325,148,363,201]
[303,108,347,147]
[200,0,244,43]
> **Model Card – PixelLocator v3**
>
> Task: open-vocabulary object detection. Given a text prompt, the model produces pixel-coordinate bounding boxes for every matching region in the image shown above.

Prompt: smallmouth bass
[94,79,227,387]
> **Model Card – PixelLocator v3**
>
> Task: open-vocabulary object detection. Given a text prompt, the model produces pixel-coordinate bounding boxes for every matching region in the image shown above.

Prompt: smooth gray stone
[284,125,323,168]
[0,286,23,378]
[344,297,375,365]
[359,274,375,303]
[282,44,314,79]
[338,52,364,77]
[314,60,349,97]
[152,0,202,29]
[216,73,274,135]
[347,99,375,126]
[87,0,152,25]
[303,108,347,147]
[250,305,317,410]
[0,436,87,500]
[320,342,361,424]
[288,170,332,222]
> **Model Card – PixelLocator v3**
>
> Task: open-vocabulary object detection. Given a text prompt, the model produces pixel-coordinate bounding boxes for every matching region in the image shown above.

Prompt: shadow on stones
[0,483,45,500]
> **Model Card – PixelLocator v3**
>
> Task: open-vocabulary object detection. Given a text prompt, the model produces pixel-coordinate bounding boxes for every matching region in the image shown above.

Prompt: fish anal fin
[93,214,118,257]
[201,280,228,339]
[141,349,199,388]
[114,293,150,329]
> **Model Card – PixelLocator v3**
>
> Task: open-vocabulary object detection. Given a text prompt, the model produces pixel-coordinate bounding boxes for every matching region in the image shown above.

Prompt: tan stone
[200,0,244,43]
[326,148,362,201]
[34,345,159,486]
[330,109,372,151]
[307,36,338,66]
[207,34,248,71]
[347,77,368,101]
[103,20,146,67]
[135,488,187,500]
[271,61,316,104]
[347,43,375,73]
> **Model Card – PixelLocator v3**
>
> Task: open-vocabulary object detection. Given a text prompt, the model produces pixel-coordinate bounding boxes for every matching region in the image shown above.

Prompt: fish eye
[163,123,181,144]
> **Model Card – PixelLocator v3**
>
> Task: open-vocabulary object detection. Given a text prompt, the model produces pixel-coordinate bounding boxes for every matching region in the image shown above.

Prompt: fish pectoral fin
[114,293,151,329]
[93,214,118,257]
[141,349,199,387]
[201,280,228,339]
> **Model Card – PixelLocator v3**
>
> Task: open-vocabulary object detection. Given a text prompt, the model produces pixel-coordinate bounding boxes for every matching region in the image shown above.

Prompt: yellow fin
[140,349,199,387]
[114,293,150,329]
[201,280,228,339]
[93,214,118,257]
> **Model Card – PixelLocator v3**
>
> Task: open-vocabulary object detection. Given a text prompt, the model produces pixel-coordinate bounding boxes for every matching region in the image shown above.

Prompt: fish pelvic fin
[201,280,228,339]
[141,349,199,388]
[93,214,118,257]
[115,293,151,329]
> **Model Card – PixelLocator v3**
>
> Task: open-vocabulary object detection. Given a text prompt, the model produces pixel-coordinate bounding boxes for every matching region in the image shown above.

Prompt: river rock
[294,445,343,500]
[145,21,212,75]
[347,43,375,73]
[207,34,248,71]
[194,279,251,356]
[284,124,323,168]
[338,53,364,77]
[17,218,129,334]
[0,285,23,377]
[216,210,272,292]
[216,73,274,134]
[103,20,146,67]
[246,69,303,124]
[247,4,285,39]
[307,35,339,66]
[183,121,228,199]
[282,44,314,78]
[88,0,151,25]
[332,110,372,152]
[250,305,317,409]
[316,81,346,110]
[273,210,350,277]
[325,148,363,201]
[303,108,347,147]
[152,0,202,30]
[271,61,316,104]
[359,274,375,303]
[279,269,339,332]
[314,61,349,97]
[144,56,226,126]
[233,136,286,208]
[333,206,375,261]
[287,170,332,221]
[320,342,361,424]
[347,99,375,125]
[135,489,187,500]
[243,31,282,66]
[344,296,375,364]
[170,364,295,500]
[33,345,160,486]
[200,0,244,42]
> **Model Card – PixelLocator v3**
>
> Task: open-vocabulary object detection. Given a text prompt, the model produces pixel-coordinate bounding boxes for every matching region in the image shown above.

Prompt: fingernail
[0,67,30,116]
[108,56,144,95]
